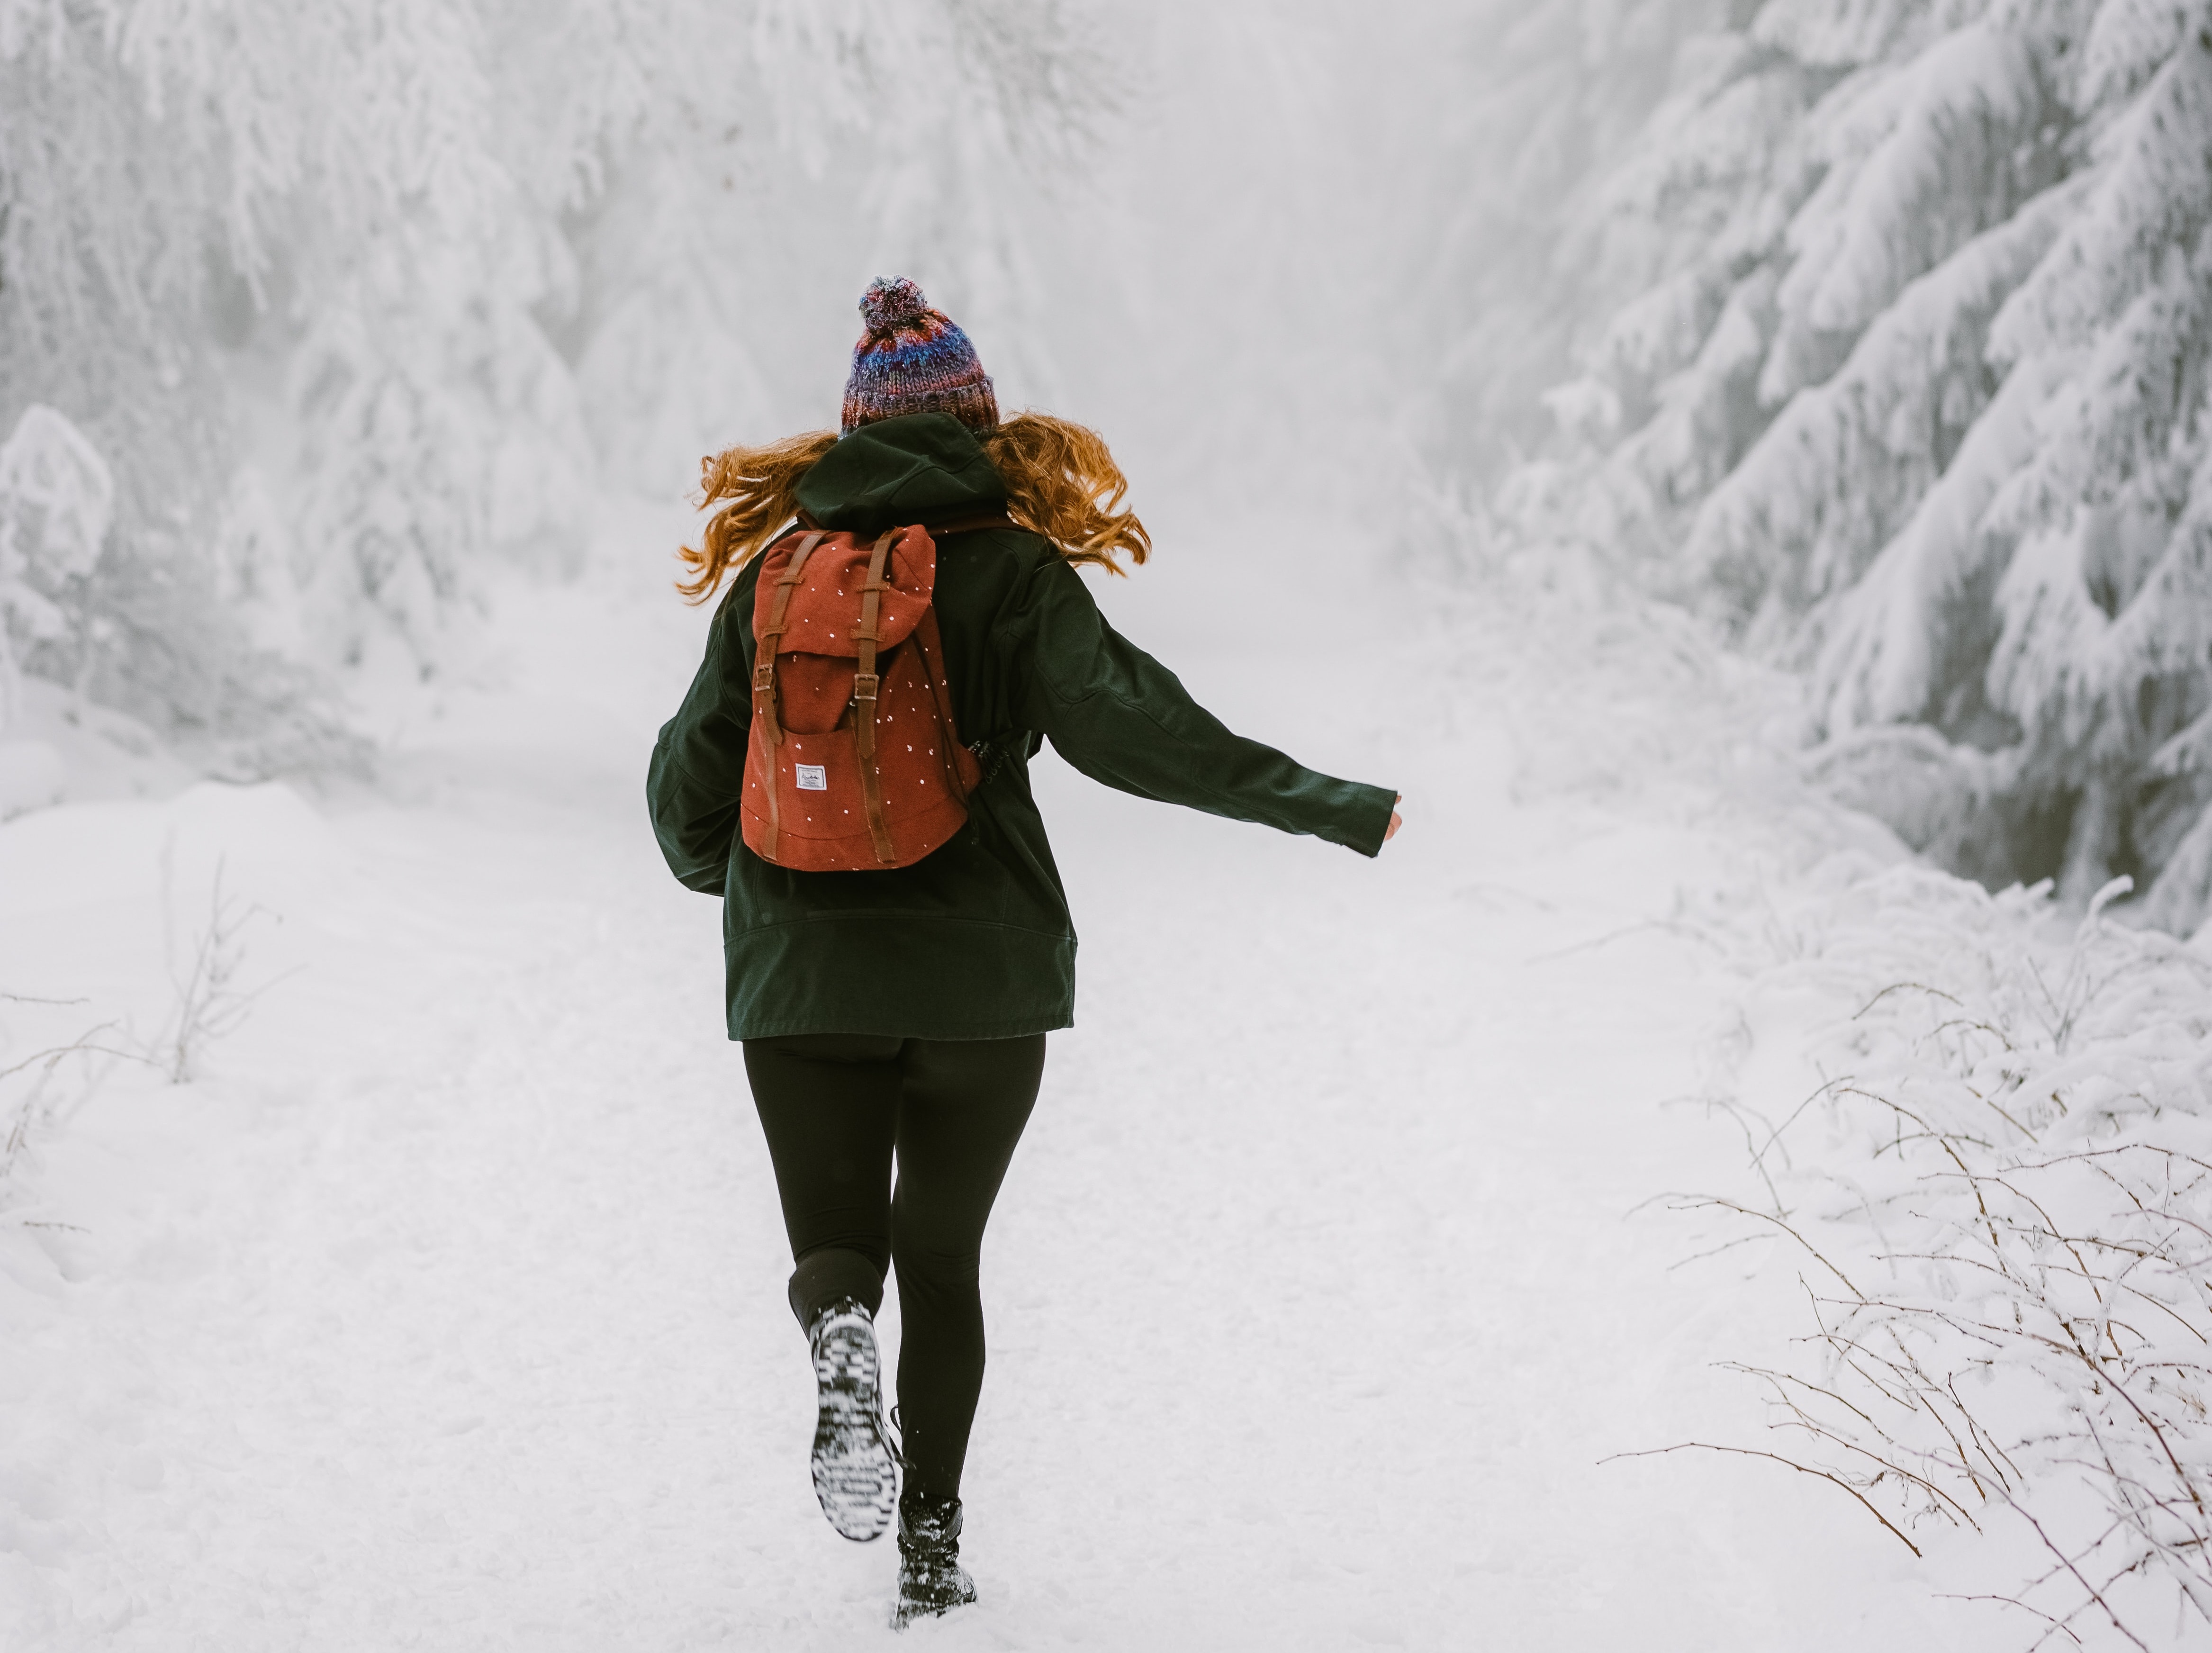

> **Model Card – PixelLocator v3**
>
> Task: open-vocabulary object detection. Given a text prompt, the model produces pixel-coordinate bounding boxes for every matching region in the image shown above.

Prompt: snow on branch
[1684,861,2212,1643]
[1685,188,2072,632]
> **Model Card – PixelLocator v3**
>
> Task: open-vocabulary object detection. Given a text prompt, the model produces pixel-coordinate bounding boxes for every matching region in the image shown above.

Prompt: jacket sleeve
[648,605,750,895]
[1008,558,1397,857]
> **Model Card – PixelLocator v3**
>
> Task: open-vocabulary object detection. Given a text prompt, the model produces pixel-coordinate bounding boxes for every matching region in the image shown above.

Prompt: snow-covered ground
[0,505,2061,1649]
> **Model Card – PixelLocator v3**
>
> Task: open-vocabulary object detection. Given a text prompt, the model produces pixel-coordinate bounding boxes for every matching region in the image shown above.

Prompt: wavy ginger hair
[675,412,1151,603]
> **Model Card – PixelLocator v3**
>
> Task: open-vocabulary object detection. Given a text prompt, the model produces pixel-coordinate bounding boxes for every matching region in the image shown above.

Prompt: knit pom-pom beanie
[841,277,999,434]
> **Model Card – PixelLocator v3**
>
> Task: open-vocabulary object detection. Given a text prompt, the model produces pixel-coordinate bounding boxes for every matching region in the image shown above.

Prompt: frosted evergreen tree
[1452,0,2212,931]
[0,406,112,729]
[0,0,1099,768]
[1418,0,1747,488]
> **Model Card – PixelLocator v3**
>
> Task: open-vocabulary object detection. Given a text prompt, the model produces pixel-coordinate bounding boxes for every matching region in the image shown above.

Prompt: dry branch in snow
[1689,865,2212,1644]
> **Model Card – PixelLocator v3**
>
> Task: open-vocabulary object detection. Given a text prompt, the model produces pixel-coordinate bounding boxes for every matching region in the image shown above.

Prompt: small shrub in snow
[0,996,148,1213]
[1691,866,2212,1644]
[157,854,287,1086]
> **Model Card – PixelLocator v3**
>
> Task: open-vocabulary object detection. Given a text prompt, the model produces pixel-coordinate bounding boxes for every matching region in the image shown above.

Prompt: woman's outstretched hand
[1384,795,1402,844]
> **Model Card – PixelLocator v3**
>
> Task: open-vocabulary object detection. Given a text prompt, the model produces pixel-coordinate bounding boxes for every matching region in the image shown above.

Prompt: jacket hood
[795,413,1007,533]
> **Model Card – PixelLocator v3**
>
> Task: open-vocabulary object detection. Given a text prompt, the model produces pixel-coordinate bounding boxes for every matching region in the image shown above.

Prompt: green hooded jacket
[647,413,1397,1041]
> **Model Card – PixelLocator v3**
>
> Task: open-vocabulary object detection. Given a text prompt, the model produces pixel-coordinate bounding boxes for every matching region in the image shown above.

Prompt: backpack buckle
[752,660,775,694]
[852,671,881,704]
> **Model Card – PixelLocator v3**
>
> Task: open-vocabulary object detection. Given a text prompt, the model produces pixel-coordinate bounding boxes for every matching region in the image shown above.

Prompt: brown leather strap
[754,531,825,860]
[851,529,900,865]
[912,606,972,804]
[754,531,825,749]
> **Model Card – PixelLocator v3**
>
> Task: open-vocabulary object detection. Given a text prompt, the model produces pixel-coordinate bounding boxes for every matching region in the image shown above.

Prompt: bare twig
[1600,1443,1923,1556]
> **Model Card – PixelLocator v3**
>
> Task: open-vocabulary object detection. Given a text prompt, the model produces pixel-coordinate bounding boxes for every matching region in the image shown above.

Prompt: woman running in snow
[647,277,1399,1627]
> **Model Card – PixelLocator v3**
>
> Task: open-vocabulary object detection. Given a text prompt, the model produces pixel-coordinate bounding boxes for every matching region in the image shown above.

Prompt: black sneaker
[806,1299,898,1542]
[892,1490,977,1629]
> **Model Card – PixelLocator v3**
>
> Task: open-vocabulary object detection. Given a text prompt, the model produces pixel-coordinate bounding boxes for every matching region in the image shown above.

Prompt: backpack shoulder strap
[851,529,901,865]
[751,531,825,863]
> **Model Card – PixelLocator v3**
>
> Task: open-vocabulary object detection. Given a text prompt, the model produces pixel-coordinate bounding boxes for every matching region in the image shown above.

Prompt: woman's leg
[743,1033,906,1328]
[889,1034,1048,1503]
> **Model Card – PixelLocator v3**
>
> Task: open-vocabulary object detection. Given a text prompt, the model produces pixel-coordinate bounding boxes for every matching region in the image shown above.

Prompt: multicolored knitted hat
[841,277,999,435]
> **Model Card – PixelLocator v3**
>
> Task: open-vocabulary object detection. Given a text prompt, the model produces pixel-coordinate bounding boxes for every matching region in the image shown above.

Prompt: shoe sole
[811,1312,898,1542]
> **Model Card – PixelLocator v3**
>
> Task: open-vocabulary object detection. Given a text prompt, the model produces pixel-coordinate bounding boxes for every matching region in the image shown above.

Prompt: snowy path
[4,515,2006,1649]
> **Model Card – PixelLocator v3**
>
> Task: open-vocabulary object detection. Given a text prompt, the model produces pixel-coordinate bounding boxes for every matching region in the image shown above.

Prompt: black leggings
[743,1032,1046,1503]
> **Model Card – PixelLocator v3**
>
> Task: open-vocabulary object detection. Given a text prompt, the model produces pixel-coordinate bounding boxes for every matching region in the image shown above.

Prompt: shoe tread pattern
[811,1312,897,1542]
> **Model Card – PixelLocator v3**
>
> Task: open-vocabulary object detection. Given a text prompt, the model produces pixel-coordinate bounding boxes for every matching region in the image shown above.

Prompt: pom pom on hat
[858,276,931,336]
[842,275,999,434]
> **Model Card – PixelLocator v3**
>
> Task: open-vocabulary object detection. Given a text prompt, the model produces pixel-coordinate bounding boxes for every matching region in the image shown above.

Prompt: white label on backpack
[795,764,827,791]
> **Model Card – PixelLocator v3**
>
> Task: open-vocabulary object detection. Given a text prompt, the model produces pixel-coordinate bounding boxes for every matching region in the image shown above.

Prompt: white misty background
[5,0,2210,929]
[4,0,2212,1647]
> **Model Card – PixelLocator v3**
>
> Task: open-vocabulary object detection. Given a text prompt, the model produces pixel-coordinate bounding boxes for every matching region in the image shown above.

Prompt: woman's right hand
[1384,795,1402,843]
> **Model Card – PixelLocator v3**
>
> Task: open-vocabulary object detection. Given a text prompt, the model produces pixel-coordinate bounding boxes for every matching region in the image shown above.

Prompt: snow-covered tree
[1449,0,2212,931]
[0,0,1101,766]
[0,406,112,728]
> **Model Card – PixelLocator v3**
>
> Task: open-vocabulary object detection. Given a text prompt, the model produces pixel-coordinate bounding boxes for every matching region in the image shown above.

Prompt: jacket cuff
[1340,782,1399,858]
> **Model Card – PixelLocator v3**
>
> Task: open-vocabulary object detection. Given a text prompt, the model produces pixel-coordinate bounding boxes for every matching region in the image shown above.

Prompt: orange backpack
[742,523,984,871]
